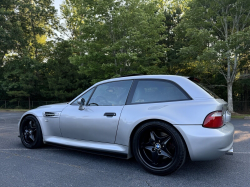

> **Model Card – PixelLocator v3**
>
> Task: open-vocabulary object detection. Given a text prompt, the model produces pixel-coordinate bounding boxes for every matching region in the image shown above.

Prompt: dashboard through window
[131,80,190,104]
[88,80,132,106]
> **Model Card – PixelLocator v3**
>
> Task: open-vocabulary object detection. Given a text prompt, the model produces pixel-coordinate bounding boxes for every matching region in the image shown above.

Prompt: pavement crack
[146,181,153,187]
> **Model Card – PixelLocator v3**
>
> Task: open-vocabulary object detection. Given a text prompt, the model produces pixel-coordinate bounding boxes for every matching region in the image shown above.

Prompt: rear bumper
[226,147,233,155]
[174,122,234,161]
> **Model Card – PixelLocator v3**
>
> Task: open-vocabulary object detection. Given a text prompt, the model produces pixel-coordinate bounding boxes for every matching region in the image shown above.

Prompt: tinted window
[88,80,132,106]
[72,88,94,105]
[131,80,189,104]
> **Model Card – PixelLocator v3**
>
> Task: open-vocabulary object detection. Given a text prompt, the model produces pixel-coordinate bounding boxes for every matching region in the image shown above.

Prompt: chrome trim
[226,147,233,155]
[42,112,61,118]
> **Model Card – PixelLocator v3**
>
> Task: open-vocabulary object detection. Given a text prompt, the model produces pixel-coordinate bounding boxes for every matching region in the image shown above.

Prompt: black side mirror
[78,98,85,110]
[81,98,85,105]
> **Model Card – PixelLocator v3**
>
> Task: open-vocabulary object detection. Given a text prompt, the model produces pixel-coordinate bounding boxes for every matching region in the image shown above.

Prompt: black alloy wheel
[20,115,43,149]
[133,121,186,175]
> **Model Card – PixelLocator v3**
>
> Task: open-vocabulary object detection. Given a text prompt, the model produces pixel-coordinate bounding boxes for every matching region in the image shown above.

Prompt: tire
[20,115,43,149]
[132,121,186,175]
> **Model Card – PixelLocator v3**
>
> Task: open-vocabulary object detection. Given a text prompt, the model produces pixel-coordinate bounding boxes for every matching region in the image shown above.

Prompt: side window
[88,80,132,106]
[131,80,189,104]
[72,88,94,105]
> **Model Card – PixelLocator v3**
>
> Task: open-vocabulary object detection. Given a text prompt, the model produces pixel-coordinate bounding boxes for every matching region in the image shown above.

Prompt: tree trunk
[227,82,234,113]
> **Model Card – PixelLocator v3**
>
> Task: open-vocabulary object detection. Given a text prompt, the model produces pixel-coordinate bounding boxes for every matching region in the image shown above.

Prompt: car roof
[69,74,214,105]
[92,75,214,100]
[94,75,186,85]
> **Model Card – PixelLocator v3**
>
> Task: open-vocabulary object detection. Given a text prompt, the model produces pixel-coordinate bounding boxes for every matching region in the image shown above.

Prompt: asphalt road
[0,112,249,187]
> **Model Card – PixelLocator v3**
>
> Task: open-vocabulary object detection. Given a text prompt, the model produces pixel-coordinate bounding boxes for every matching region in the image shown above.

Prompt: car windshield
[195,82,220,99]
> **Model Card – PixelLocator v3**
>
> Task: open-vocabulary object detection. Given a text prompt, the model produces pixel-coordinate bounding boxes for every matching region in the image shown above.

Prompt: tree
[179,0,250,112]
[41,40,91,101]
[1,57,40,109]
[0,0,25,65]
[0,0,58,63]
[158,4,188,74]
[0,0,60,105]
[61,0,166,83]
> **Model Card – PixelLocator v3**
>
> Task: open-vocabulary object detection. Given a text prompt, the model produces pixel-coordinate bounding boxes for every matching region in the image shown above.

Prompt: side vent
[43,112,61,117]
[44,112,55,117]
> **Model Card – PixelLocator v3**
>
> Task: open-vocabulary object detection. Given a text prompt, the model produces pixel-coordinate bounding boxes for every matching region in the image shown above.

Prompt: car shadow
[35,144,233,178]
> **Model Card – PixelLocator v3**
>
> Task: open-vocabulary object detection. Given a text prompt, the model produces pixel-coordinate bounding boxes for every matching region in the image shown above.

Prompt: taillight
[203,111,224,128]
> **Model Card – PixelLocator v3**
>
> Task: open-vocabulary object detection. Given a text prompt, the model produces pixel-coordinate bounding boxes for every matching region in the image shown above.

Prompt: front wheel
[132,121,186,175]
[20,115,43,149]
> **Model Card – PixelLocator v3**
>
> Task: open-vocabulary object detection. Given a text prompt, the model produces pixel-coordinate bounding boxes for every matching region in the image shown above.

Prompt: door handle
[104,112,116,117]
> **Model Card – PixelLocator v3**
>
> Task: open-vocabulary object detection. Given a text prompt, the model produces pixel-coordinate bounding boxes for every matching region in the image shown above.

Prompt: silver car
[18,75,234,175]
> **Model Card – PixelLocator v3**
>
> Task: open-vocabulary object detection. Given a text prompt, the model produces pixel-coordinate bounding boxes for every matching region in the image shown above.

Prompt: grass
[231,113,250,119]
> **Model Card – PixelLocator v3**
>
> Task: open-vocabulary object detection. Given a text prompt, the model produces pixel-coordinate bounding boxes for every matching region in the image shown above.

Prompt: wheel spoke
[150,131,156,142]
[29,121,36,129]
[29,121,33,128]
[159,149,172,159]
[29,134,35,141]
[144,146,154,151]
[162,136,171,146]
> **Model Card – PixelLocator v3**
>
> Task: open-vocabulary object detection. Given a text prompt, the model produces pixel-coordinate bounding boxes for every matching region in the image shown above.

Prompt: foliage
[178,0,250,112]
[41,40,91,101]
[62,0,167,83]
[0,0,59,63]
[1,57,40,101]
[0,0,250,113]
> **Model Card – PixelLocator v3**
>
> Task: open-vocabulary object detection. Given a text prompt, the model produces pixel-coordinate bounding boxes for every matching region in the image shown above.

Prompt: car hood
[37,103,68,110]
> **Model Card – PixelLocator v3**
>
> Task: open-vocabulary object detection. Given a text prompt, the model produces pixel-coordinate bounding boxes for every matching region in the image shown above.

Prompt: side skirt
[43,136,130,159]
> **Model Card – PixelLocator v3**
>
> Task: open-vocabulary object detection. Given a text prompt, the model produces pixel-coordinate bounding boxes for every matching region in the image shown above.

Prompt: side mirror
[78,98,85,110]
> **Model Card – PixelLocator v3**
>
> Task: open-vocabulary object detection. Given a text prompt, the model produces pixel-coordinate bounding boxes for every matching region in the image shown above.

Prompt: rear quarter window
[131,80,191,104]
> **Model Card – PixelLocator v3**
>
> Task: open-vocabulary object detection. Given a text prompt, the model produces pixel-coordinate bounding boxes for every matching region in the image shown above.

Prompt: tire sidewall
[132,121,186,175]
[20,115,43,149]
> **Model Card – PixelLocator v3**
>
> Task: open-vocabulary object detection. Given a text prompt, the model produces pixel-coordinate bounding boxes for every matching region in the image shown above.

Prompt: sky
[53,0,64,15]
[52,0,68,39]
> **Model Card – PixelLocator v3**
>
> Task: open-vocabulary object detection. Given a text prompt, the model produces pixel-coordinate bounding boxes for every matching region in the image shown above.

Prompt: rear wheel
[20,115,43,149]
[132,121,186,175]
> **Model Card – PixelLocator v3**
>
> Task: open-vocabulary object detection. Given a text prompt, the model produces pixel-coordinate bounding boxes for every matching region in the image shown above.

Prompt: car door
[59,80,133,143]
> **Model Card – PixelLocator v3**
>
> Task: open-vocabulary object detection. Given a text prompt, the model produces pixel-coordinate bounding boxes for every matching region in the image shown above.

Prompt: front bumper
[174,122,234,161]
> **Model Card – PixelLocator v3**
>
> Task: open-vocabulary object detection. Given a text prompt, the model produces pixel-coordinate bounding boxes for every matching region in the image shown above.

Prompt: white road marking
[234,152,250,154]
[0,148,64,151]
[0,127,15,129]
